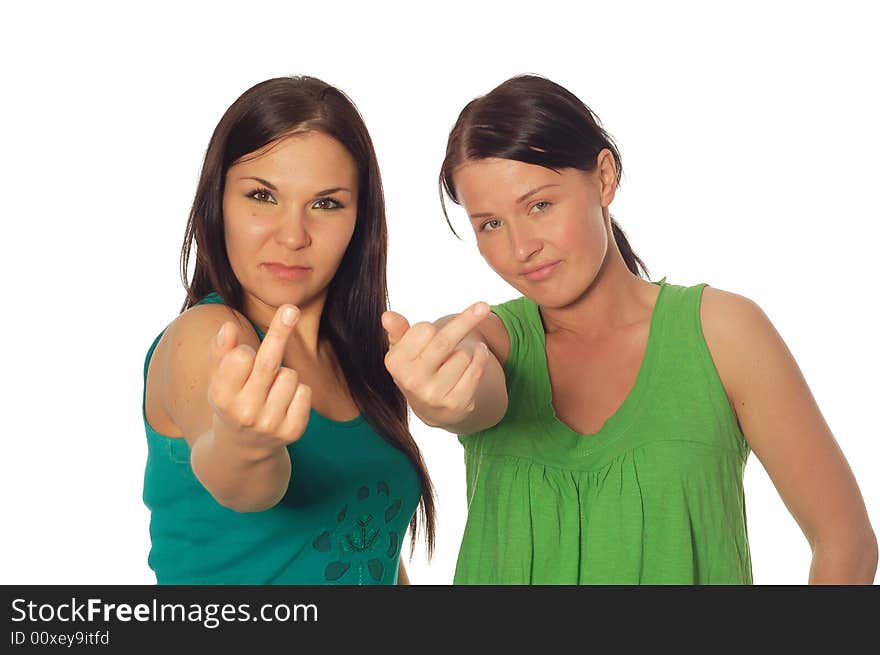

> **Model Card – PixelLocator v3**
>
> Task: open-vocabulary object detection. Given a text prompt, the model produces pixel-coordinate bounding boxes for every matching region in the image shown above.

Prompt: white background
[1,1,877,584]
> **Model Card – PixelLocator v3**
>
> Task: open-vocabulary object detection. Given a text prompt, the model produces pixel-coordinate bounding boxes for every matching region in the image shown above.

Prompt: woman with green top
[142,76,434,584]
[382,75,877,584]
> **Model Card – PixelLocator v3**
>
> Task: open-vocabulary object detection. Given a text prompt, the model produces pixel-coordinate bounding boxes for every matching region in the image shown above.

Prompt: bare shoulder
[699,286,777,349]
[145,303,260,437]
[168,303,259,350]
[154,303,260,376]
[434,310,510,366]
[698,286,789,407]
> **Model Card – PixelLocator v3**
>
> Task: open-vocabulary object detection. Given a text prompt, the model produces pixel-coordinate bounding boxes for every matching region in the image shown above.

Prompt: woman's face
[452,152,616,308]
[222,130,359,317]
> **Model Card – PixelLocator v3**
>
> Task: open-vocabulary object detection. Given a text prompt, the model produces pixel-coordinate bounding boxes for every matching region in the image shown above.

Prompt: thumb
[210,320,239,373]
[382,311,410,348]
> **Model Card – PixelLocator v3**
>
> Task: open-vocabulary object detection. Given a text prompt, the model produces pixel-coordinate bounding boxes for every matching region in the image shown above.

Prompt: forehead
[452,158,564,206]
[454,157,557,186]
[228,131,358,186]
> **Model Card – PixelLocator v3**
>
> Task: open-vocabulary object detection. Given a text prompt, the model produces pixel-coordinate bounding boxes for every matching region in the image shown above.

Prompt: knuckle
[422,387,442,407]
[276,367,297,387]
[230,345,255,367]
[411,322,436,340]
[400,373,422,393]
[210,392,229,414]
[208,382,231,411]
[286,409,309,432]
[291,384,312,410]
[255,416,279,436]
[236,405,258,428]
[430,335,452,353]
[255,356,277,375]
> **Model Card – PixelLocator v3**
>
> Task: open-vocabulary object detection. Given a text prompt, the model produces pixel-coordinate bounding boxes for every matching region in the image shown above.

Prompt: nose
[274,207,311,249]
[508,222,543,262]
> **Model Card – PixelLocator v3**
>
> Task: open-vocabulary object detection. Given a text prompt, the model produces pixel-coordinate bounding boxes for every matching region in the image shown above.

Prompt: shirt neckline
[531,278,668,441]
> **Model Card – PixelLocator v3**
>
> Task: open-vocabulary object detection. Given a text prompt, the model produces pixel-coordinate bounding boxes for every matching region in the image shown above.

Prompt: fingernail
[474,302,489,316]
[217,324,226,344]
[282,307,297,326]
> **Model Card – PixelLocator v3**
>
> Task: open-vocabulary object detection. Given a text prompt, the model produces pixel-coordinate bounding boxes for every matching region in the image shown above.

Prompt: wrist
[209,423,286,465]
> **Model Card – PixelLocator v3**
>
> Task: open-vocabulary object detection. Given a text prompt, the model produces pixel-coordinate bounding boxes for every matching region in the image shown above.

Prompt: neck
[539,228,656,340]
[244,289,327,357]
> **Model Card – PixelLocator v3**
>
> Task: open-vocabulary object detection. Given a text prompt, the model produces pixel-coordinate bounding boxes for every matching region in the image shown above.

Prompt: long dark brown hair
[180,76,435,556]
[440,74,648,278]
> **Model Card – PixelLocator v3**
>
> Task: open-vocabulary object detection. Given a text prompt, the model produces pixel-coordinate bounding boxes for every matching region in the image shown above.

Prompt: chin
[528,291,578,309]
[525,280,597,309]
[245,283,308,310]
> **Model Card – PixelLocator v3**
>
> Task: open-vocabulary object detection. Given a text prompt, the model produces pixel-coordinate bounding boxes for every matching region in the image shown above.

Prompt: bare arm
[701,287,878,583]
[153,303,310,512]
[397,560,410,585]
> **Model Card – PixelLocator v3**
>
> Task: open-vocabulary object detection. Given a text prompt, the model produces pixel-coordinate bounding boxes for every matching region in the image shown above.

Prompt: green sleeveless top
[142,294,421,584]
[455,281,753,584]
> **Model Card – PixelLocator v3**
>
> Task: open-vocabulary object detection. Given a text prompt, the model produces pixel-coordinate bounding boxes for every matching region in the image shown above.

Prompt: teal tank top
[142,294,421,584]
[455,281,753,584]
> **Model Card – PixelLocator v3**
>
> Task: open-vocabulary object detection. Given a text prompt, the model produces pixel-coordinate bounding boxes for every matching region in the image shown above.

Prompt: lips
[521,261,561,282]
[262,262,311,281]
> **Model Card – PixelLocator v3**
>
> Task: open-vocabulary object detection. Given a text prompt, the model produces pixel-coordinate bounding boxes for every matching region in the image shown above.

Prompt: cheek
[312,215,357,261]
[226,219,260,253]
[560,210,607,260]
[223,207,273,265]
[476,235,510,273]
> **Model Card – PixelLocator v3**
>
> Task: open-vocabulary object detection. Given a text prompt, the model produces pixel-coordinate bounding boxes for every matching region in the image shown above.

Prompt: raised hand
[382,302,492,428]
[208,304,312,459]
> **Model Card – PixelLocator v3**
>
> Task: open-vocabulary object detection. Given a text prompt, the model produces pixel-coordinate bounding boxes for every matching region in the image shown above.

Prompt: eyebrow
[516,183,560,203]
[238,178,353,197]
[240,176,277,190]
[313,187,353,197]
[468,184,561,220]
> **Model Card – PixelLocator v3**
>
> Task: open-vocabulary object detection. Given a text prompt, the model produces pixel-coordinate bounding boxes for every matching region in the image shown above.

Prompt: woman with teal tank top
[382,75,877,584]
[142,76,434,584]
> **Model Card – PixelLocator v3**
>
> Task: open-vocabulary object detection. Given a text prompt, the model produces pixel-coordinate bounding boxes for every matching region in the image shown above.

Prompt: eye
[312,197,344,210]
[247,188,277,204]
[529,200,552,214]
[480,218,503,232]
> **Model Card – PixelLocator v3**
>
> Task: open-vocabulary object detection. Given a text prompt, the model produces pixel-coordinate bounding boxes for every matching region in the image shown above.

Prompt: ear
[596,148,618,208]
